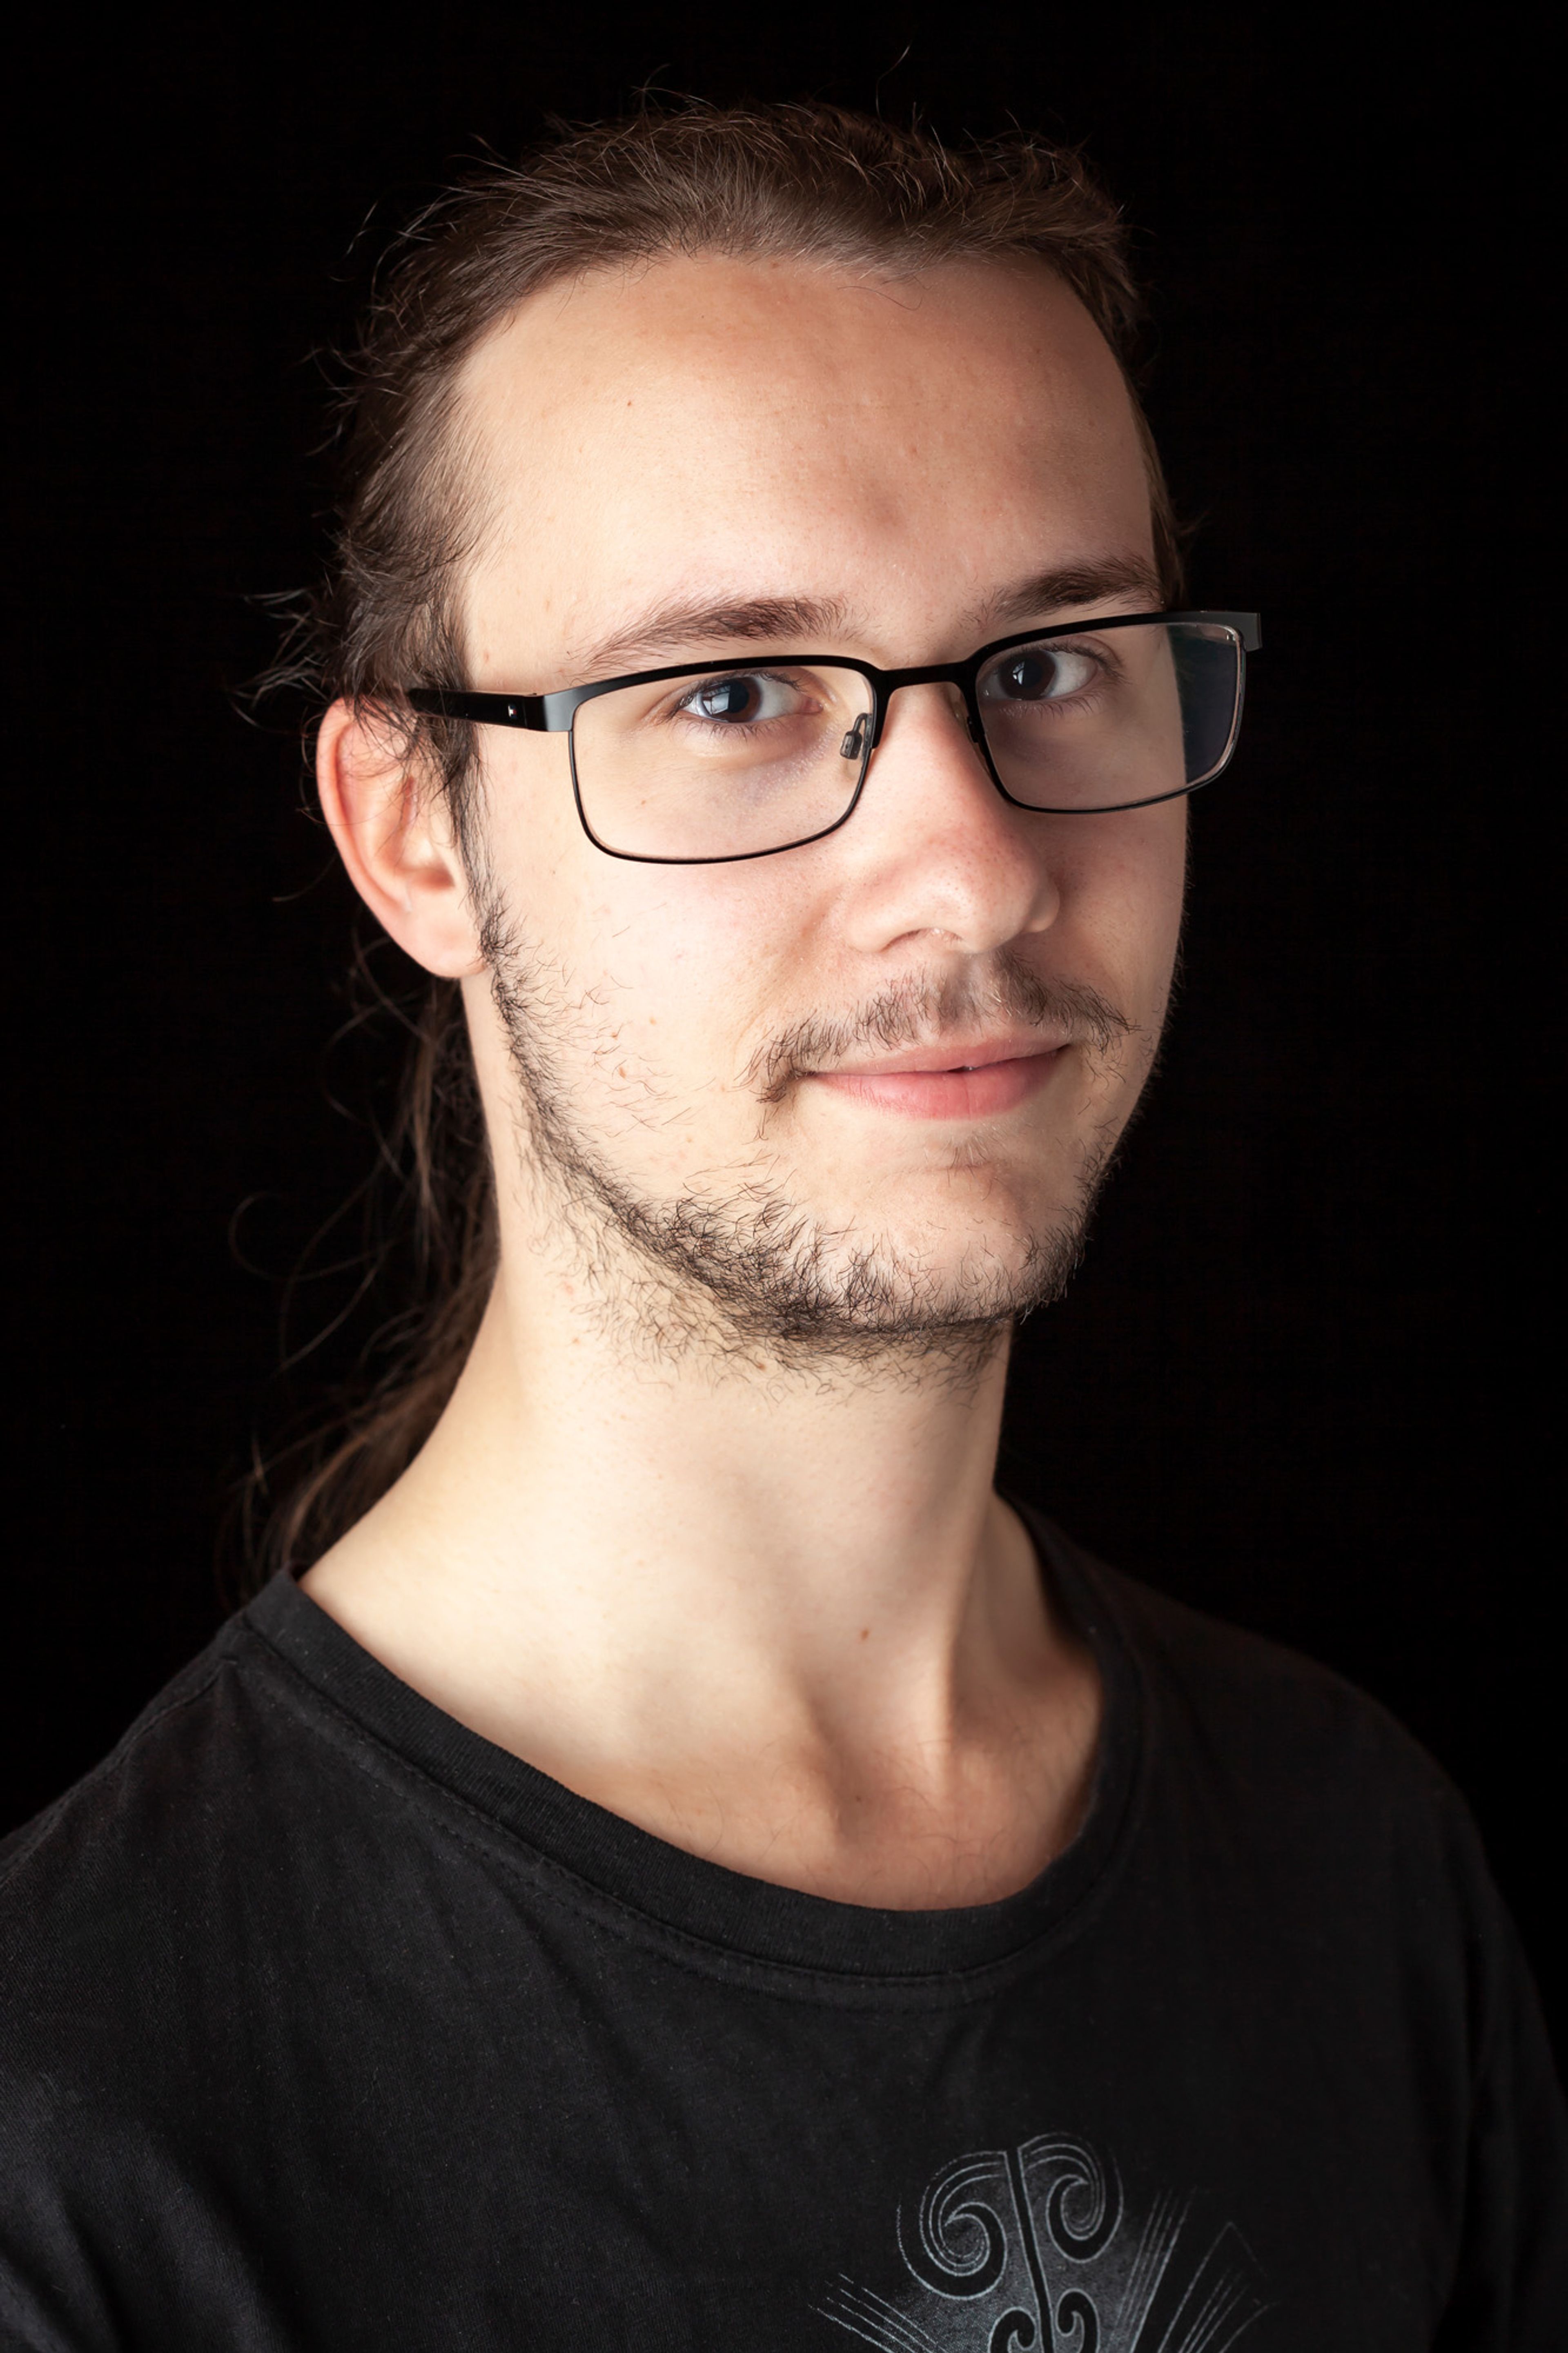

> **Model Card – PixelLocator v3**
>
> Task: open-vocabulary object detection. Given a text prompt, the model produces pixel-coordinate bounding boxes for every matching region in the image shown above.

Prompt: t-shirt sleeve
[1433,1798,1568,2349]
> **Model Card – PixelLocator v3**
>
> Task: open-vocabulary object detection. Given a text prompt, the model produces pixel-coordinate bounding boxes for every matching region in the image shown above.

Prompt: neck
[303,1232,1101,1907]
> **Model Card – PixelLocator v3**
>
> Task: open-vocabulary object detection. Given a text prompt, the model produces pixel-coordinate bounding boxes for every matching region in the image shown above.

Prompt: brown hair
[247,99,1182,1581]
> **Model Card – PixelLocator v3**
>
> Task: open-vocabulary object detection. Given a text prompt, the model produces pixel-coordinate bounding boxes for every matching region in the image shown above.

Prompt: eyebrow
[563,595,853,680]
[560,557,1165,682]
[974,557,1167,634]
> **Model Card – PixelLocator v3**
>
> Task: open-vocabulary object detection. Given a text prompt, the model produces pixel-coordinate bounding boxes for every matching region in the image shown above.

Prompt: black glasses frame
[406,608,1262,865]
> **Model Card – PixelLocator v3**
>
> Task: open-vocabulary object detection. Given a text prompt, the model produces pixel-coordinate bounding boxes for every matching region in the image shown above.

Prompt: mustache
[748,954,1136,1103]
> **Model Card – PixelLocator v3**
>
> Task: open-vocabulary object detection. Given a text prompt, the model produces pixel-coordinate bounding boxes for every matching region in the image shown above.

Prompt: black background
[2,11,1556,2044]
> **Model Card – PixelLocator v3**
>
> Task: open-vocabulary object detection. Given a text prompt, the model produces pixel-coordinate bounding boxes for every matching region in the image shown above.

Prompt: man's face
[451,252,1185,1354]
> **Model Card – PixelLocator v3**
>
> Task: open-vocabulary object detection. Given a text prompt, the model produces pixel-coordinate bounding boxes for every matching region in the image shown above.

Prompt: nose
[867,671,980,756]
[839,680,1061,957]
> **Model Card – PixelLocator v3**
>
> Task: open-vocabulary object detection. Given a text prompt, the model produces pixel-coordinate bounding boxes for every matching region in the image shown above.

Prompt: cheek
[484,759,823,1066]
[608,867,826,1060]
[1053,804,1186,1008]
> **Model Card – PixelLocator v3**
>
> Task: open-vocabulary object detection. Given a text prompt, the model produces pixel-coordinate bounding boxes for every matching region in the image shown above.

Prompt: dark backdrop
[3,11,1556,2042]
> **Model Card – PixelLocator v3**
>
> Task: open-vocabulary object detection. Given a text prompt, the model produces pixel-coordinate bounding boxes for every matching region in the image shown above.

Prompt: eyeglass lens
[570,620,1244,862]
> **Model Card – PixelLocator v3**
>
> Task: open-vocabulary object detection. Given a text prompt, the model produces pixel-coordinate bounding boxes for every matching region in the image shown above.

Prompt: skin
[306,251,1186,1908]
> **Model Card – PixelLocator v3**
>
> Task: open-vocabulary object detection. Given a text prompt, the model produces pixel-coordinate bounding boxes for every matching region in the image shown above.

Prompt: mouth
[804,1035,1071,1121]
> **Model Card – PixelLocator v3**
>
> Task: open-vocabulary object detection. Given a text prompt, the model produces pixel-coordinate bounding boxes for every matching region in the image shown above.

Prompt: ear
[316,700,483,977]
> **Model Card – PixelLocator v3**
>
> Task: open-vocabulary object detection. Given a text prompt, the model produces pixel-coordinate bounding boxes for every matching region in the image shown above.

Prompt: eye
[677,671,801,725]
[982,645,1100,704]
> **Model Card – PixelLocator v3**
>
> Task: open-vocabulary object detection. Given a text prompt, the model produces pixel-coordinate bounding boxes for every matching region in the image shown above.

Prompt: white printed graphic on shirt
[813,2132,1270,2351]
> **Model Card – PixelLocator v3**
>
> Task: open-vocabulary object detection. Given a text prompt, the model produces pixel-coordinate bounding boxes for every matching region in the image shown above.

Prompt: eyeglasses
[408,609,1260,866]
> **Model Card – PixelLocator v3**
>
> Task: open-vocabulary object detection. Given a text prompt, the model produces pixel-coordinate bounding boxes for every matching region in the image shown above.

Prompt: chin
[819,1195,1092,1329]
[844,1157,1087,1247]
[833,1158,1105,1320]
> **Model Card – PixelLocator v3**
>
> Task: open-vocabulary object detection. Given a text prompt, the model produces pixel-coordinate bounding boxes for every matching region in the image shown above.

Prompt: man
[0,104,1561,2351]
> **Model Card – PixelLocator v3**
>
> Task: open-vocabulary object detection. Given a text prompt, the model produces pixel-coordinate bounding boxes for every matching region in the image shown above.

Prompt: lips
[808,1042,1067,1120]
[817,1032,1066,1078]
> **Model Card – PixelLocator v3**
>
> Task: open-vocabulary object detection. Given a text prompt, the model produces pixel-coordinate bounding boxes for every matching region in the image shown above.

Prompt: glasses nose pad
[840,712,871,761]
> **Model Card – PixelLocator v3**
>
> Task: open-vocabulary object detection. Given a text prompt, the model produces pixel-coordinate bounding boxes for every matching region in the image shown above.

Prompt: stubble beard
[480,894,1148,1383]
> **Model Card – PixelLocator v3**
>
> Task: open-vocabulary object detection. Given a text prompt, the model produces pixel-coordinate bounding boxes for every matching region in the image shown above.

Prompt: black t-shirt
[1,1516,1563,2350]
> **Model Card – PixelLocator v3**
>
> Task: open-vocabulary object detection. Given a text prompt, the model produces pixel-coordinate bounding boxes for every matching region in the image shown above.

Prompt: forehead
[457,252,1154,667]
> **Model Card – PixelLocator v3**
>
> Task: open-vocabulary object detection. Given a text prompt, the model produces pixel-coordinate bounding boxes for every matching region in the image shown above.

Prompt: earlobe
[315,699,484,978]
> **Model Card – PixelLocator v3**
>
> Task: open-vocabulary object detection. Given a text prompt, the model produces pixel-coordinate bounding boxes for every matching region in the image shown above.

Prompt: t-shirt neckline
[243,1503,1142,1985]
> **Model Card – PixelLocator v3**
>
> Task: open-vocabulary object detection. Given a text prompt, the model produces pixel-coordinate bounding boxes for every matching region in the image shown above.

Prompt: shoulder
[0,1588,380,2262]
[1046,1525,1568,2341]
[1035,1515,1486,1905]
[1061,1519,1450,1773]
[1117,1557,1435,1755]
[1044,1521,1560,2125]
[0,1602,325,2342]
[0,1595,326,2002]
